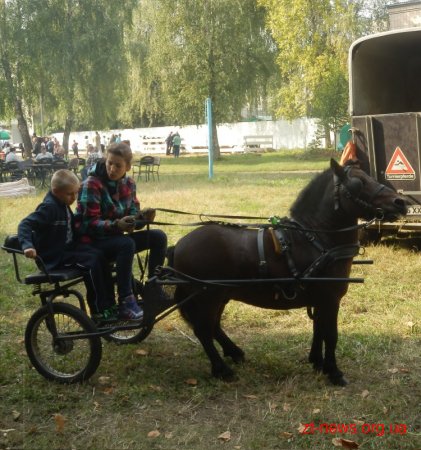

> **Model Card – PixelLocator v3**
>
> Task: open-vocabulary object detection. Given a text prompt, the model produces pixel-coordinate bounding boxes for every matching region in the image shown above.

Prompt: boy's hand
[117,216,135,233]
[24,248,37,259]
[136,208,156,222]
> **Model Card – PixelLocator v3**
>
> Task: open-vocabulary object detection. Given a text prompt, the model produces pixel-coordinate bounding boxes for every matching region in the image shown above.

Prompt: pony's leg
[213,303,245,364]
[322,303,347,386]
[179,290,236,381]
[308,308,324,372]
[317,300,347,386]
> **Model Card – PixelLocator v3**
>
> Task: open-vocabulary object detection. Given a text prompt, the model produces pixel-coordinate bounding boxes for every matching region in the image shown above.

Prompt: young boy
[18,169,117,323]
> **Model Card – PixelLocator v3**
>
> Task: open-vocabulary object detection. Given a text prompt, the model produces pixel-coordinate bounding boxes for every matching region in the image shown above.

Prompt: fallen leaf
[312,408,321,414]
[12,410,21,421]
[268,401,278,412]
[280,431,293,439]
[297,423,306,433]
[147,430,160,438]
[149,384,163,392]
[134,349,149,356]
[102,386,114,395]
[164,432,173,439]
[388,368,399,374]
[164,324,175,331]
[283,403,291,411]
[242,394,258,399]
[361,390,370,398]
[383,406,388,414]
[218,431,231,442]
[0,429,16,434]
[185,378,198,386]
[54,414,65,433]
[98,376,111,385]
[352,419,364,426]
[27,425,38,434]
[399,368,410,373]
[332,437,359,449]
[406,321,414,327]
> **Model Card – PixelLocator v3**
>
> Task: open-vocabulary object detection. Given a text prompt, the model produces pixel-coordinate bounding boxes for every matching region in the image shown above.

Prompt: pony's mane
[290,167,333,218]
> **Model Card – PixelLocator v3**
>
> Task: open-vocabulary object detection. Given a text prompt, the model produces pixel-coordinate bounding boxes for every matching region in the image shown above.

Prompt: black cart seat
[24,269,84,285]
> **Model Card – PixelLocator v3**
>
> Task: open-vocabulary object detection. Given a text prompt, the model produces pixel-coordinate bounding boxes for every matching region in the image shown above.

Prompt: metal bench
[243,135,273,150]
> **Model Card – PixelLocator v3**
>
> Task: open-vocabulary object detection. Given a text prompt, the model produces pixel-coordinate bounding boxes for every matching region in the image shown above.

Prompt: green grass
[0,150,420,450]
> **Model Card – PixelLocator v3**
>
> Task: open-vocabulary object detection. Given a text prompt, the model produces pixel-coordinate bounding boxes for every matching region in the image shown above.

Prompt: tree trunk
[212,120,220,159]
[324,125,332,148]
[1,55,32,157]
[14,99,33,158]
[62,114,73,152]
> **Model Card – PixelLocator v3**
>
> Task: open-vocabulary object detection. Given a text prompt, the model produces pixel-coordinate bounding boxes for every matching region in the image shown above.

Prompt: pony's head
[331,158,407,221]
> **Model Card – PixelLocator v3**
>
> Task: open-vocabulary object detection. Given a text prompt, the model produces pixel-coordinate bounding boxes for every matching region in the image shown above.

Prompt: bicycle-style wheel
[25,302,102,383]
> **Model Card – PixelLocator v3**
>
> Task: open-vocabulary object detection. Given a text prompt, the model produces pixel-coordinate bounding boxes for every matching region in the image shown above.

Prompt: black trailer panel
[350,29,421,224]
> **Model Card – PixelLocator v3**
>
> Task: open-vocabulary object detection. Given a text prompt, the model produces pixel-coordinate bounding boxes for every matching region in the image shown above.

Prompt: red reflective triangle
[385,147,415,175]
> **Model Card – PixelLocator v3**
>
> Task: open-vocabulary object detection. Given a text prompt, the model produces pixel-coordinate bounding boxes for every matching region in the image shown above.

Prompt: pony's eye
[347,177,363,195]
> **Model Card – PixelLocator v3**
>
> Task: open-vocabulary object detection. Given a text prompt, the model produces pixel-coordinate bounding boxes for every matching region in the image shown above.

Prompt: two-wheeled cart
[2,231,372,384]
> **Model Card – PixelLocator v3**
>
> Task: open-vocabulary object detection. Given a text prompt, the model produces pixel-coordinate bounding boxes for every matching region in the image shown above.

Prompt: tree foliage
[122,0,277,156]
[0,0,394,153]
[258,0,392,146]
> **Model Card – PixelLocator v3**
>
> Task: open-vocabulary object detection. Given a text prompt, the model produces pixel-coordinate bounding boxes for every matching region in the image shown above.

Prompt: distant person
[95,131,101,153]
[165,132,174,155]
[109,133,116,144]
[54,145,66,160]
[5,147,20,163]
[84,135,90,150]
[35,146,53,161]
[46,138,55,154]
[115,133,122,144]
[33,137,42,156]
[172,132,181,158]
[101,135,107,153]
[71,140,79,158]
[81,144,102,180]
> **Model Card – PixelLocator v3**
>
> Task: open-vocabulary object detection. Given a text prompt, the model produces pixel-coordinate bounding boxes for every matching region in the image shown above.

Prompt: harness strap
[257,228,267,277]
[273,227,301,278]
[269,228,282,254]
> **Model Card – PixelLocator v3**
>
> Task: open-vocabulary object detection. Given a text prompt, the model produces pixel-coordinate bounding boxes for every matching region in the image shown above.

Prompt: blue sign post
[206,97,214,179]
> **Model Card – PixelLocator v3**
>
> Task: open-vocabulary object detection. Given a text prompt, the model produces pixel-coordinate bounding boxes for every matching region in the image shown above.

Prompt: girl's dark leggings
[91,229,167,299]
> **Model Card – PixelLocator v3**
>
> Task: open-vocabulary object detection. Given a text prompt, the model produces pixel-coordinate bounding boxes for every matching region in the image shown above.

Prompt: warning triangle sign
[385,147,416,180]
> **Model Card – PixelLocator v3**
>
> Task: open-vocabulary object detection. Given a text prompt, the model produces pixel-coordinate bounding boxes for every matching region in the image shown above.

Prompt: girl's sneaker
[119,296,144,321]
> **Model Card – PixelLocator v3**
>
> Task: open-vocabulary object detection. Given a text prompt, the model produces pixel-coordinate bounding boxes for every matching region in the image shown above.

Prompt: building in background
[388,0,421,29]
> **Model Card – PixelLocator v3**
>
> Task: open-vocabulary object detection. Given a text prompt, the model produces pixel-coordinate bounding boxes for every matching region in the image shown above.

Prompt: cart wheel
[25,302,102,383]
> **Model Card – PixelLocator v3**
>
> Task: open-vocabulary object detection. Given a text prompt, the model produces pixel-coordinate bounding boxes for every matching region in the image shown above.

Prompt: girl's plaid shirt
[75,174,140,243]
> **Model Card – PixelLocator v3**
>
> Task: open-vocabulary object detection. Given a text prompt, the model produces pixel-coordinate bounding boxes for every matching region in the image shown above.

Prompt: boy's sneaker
[92,305,119,324]
[119,296,144,321]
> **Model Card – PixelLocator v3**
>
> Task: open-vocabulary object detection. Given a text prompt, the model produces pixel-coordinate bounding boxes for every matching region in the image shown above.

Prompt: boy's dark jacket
[18,191,74,270]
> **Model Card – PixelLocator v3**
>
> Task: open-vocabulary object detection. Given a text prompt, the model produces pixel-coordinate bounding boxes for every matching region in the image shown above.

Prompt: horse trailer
[349,26,421,239]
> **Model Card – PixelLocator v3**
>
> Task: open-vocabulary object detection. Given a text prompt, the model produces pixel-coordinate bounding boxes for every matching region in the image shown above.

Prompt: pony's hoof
[225,351,245,364]
[212,366,237,382]
[231,354,245,364]
[329,374,348,386]
[312,363,323,373]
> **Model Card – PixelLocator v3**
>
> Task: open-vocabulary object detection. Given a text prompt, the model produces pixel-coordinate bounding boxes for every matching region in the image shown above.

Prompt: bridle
[333,165,386,220]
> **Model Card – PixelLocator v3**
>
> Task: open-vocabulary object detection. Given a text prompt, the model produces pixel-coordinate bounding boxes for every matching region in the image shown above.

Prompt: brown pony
[172,159,407,385]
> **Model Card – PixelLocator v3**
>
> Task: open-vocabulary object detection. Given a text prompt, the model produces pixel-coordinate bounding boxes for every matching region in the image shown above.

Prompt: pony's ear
[330,158,345,179]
